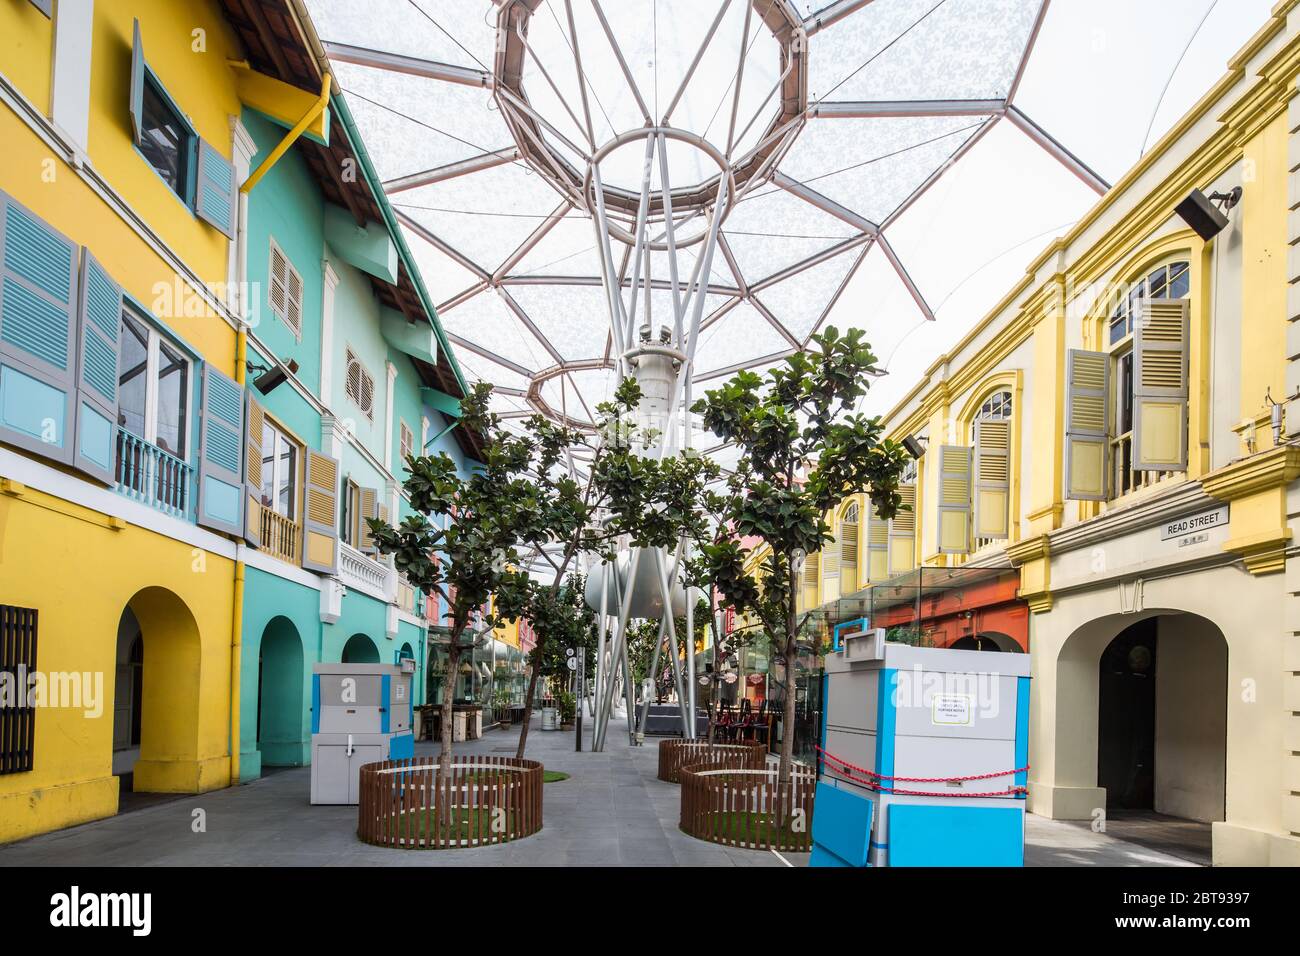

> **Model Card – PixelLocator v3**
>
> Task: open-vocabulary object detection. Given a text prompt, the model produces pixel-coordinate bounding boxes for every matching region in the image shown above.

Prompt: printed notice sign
[932,694,974,726]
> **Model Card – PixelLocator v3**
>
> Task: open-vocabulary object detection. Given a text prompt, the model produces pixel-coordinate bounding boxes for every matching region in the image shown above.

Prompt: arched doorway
[113,588,202,799]
[1056,609,1227,864]
[257,617,305,768]
[1097,614,1226,822]
[342,633,379,663]
[112,610,144,779]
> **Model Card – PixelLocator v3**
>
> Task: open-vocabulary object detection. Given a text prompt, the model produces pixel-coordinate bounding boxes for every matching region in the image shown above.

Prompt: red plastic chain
[815,745,1028,798]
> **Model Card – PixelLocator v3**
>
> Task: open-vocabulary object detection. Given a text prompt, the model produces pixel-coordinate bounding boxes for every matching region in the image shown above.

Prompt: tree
[691,327,910,785]
[368,383,537,800]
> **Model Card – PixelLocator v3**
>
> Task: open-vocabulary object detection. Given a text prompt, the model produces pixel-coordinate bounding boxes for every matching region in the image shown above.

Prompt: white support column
[320,260,341,404]
[383,360,398,472]
[50,0,94,159]
[229,120,257,321]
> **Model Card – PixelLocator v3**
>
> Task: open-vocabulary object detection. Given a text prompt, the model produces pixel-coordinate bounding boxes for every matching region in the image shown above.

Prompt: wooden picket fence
[357,755,544,849]
[656,739,768,784]
[678,761,817,852]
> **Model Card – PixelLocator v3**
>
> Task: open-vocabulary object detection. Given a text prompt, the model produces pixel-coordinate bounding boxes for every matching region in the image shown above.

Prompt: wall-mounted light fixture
[246,357,300,395]
[1174,186,1241,242]
[902,434,927,459]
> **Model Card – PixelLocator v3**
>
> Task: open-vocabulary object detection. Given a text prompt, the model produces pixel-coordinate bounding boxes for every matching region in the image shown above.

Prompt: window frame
[341,477,362,546]
[259,416,300,521]
[117,304,193,461]
[134,67,198,210]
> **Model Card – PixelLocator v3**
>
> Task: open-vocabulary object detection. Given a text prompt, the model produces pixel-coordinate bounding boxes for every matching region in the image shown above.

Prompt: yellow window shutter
[1132,298,1189,472]
[839,505,859,594]
[802,551,820,609]
[973,419,1010,540]
[1064,349,1110,501]
[301,449,340,574]
[243,395,265,547]
[887,484,916,575]
[937,445,972,555]
[821,528,841,602]
[359,486,379,554]
[866,500,889,582]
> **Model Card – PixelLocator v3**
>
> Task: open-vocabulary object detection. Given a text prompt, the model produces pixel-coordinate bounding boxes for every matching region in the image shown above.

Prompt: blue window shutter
[129,19,144,145]
[197,364,244,535]
[196,138,237,239]
[72,252,122,484]
[0,191,78,465]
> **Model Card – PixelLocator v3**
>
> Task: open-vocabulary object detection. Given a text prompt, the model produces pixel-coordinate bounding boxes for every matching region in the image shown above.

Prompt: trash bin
[541,706,559,731]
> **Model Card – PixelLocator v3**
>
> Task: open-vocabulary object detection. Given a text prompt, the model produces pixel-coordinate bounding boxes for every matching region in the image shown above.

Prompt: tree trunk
[778,570,798,787]
[436,639,460,822]
[514,635,544,759]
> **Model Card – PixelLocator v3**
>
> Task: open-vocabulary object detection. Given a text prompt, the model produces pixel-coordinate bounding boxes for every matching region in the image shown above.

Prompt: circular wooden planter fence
[357,755,543,849]
[657,739,768,783]
[679,761,817,852]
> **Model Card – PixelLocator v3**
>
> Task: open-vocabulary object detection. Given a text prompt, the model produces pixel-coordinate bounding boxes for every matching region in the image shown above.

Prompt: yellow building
[793,1,1300,866]
[0,0,360,842]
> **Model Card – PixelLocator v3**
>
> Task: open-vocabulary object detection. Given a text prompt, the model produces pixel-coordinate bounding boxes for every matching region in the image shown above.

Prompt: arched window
[1111,259,1190,497]
[973,390,1012,547]
[839,501,859,595]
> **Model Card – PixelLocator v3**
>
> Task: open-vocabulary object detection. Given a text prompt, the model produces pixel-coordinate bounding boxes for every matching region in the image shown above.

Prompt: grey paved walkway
[0,712,1194,866]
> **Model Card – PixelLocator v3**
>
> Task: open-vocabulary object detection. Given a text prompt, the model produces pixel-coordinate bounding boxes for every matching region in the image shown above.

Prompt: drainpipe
[240,71,332,195]
[230,326,247,786]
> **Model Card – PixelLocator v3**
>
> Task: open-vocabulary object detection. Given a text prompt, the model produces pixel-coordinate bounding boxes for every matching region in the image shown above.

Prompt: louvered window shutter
[1064,349,1110,501]
[286,268,303,335]
[270,245,288,322]
[938,446,972,554]
[359,368,374,419]
[195,139,237,240]
[197,364,244,535]
[29,1,53,17]
[821,524,841,602]
[801,551,819,610]
[0,193,78,465]
[243,395,265,547]
[129,20,145,145]
[839,505,859,595]
[887,484,916,575]
[866,502,889,582]
[973,420,1010,540]
[301,449,340,574]
[359,486,379,554]
[72,252,123,484]
[1132,297,1189,471]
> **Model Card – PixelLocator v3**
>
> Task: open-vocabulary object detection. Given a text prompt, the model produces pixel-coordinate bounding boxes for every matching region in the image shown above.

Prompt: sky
[851,0,1276,418]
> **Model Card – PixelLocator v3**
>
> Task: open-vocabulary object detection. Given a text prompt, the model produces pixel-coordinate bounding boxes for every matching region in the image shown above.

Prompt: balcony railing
[260,509,300,565]
[1109,432,1181,501]
[339,541,391,599]
[114,428,191,519]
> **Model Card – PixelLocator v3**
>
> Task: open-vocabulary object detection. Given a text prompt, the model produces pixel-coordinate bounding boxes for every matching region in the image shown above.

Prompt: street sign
[566,656,578,671]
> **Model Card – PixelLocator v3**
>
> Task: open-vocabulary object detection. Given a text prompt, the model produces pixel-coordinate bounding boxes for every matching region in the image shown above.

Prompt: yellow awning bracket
[240,72,332,195]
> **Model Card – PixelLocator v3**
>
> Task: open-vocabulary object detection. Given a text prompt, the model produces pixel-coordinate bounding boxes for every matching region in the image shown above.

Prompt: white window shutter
[1132,297,1189,472]
[937,445,972,555]
[973,419,1010,540]
[1064,349,1110,501]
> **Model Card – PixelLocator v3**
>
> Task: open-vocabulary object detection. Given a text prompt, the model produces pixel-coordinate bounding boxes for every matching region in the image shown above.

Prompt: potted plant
[493,687,514,727]
[556,689,576,730]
